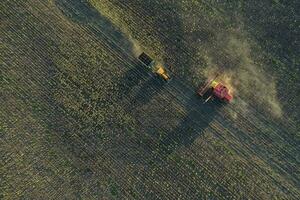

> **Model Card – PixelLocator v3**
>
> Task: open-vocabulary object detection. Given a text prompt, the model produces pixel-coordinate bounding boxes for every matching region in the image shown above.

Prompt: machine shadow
[54,0,222,165]
[154,81,223,158]
[131,76,166,108]
[117,1,224,159]
[55,0,169,165]
[116,62,166,109]
[55,0,166,110]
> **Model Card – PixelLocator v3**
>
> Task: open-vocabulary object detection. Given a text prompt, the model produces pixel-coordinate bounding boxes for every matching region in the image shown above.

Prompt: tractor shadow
[55,0,166,109]
[54,0,223,165]
[117,62,166,109]
[120,0,225,158]
[54,0,168,165]
[130,76,166,108]
[117,68,223,160]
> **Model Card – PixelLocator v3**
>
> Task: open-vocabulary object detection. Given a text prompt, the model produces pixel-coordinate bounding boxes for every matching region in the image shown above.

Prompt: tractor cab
[138,52,171,81]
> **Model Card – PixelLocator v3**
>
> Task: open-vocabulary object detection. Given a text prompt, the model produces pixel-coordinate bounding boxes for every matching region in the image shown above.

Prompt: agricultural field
[1,0,299,199]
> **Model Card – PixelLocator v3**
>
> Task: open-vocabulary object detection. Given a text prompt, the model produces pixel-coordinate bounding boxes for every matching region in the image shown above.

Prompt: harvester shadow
[153,81,223,158]
[109,1,222,159]
[54,0,222,166]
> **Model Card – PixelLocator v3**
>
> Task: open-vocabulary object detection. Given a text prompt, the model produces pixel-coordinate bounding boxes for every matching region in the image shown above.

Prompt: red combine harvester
[197,77,233,103]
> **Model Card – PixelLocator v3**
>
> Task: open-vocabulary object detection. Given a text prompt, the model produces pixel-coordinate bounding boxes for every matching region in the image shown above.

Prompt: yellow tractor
[138,52,171,81]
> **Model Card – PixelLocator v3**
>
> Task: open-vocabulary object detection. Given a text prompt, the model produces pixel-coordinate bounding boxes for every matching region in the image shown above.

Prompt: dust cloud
[109,25,142,58]
[128,35,142,57]
[84,0,139,57]
[203,36,283,118]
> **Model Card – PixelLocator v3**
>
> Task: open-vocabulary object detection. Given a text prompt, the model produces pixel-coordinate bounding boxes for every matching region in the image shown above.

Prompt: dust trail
[97,21,142,58]
[202,35,283,118]
[177,3,275,116]
[55,0,143,59]
[87,0,144,58]
[128,34,142,57]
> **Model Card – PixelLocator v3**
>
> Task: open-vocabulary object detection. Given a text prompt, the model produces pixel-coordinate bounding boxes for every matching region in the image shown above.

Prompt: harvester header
[198,78,233,103]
